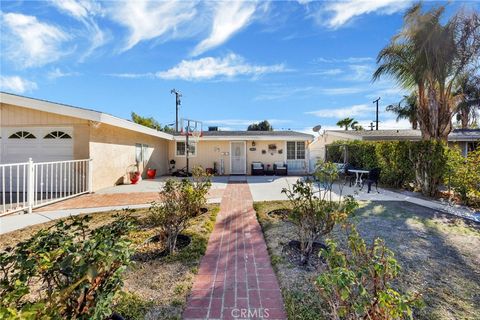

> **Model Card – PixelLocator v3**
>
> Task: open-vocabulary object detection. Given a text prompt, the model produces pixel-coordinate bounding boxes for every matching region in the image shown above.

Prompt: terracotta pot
[147,168,157,179]
[130,172,140,184]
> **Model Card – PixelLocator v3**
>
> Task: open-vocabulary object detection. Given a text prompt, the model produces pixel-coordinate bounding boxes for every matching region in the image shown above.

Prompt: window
[9,131,36,139]
[176,141,197,156]
[44,131,72,139]
[287,141,305,160]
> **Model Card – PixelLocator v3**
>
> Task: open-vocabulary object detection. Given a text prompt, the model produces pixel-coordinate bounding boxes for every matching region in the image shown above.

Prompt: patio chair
[251,162,265,175]
[361,168,381,193]
[273,162,288,176]
[340,163,355,187]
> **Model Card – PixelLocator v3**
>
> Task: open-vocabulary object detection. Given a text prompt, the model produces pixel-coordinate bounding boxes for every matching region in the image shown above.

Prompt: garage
[1,127,73,164]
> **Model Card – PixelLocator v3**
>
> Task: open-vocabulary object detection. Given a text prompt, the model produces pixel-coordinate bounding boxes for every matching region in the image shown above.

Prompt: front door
[230,141,246,174]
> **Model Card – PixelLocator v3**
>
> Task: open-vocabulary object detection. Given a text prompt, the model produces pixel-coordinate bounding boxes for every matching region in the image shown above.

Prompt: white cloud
[321,0,412,29]
[50,0,106,59]
[0,76,38,93]
[314,57,373,64]
[192,1,258,56]
[155,53,286,81]
[47,68,81,79]
[1,12,70,68]
[109,0,198,52]
[312,68,343,76]
[306,104,373,118]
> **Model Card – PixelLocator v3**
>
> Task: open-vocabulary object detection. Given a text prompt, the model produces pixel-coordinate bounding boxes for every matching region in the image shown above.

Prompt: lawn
[255,200,480,320]
[0,205,219,320]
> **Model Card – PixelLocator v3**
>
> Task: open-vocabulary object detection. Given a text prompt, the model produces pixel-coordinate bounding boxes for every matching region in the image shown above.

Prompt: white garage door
[1,127,73,164]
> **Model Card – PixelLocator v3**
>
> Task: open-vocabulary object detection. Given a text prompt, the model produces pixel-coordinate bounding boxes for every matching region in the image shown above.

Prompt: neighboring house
[309,129,480,165]
[0,92,313,192]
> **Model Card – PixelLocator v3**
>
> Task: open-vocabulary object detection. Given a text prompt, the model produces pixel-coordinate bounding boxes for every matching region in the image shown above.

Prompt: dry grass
[0,205,219,320]
[255,200,480,320]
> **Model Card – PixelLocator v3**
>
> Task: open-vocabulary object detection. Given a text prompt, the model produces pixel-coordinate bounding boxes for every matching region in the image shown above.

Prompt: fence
[0,159,92,216]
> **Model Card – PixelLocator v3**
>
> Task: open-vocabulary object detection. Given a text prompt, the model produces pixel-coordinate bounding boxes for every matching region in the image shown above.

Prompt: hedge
[326,140,449,195]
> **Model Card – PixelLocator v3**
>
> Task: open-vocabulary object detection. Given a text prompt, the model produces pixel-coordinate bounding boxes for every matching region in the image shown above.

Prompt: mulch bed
[132,234,192,262]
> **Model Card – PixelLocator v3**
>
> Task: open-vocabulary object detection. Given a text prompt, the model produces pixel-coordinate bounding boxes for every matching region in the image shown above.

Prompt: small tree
[148,167,211,254]
[131,112,174,133]
[282,165,358,265]
[247,120,273,131]
[317,224,422,319]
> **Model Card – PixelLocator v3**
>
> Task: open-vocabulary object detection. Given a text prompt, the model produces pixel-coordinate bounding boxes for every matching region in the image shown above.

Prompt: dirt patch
[267,208,292,220]
[282,240,326,270]
[132,234,191,262]
[255,200,480,320]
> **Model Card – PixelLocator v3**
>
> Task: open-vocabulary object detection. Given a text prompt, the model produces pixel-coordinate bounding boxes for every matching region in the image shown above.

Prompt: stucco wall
[168,139,298,175]
[89,123,169,190]
[1,103,90,161]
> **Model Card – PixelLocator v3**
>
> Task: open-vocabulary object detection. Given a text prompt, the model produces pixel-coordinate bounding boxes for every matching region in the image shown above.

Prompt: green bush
[113,292,153,320]
[148,167,212,254]
[282,174,358,265]
[317,224,422,319]
[0,214,135,320]
[326,140,449,195]
[446,147,480,207]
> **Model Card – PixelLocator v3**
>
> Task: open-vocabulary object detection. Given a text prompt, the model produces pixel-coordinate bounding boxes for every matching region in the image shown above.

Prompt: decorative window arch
[44,131,72,139]
[8,131,36,139]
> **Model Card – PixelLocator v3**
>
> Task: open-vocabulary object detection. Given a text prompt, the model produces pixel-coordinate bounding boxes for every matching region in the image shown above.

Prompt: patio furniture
[348,169,370,187]
[251,162,265,175]
[361,168,381,193]
[339,163,355,186]
[273,162,288,176]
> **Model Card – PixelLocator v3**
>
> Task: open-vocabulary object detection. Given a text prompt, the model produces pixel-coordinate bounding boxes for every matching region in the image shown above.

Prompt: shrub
[446,147,480,207]
[317,224,422,319]
[148,167,212,254]
[282,175,358,265]
[0,214,135,320]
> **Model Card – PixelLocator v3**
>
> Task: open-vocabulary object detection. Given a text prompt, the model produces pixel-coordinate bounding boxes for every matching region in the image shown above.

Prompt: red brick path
[183,182,286,320]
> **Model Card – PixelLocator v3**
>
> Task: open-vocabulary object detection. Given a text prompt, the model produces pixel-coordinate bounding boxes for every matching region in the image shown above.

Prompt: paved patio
[183,179,286,320]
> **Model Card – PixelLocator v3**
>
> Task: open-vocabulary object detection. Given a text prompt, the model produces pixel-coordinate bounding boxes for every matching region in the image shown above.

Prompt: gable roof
[0,92,174,140]
[173,130,314,141]
[324,129,480,142]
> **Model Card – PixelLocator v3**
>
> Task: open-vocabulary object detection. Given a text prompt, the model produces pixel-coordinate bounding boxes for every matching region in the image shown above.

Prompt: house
[170,130,313,175]
[0,92,313,193]
[309,129,480,165]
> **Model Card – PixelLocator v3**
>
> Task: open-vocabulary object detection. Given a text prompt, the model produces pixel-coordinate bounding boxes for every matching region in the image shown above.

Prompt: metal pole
[186,120,190,174]
[373,97,380,130]
[171,89,182,133]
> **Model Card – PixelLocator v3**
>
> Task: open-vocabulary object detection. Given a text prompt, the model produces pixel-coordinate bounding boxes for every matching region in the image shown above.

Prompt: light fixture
[252,141,256,147]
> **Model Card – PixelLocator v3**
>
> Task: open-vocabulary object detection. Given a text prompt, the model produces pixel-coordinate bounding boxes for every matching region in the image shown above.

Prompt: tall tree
[373,3,480,140]
[131,112,174,133]
[455,74,480,128]
[386,92,419,129]
[247,120,273,131]
[336,117,354,130]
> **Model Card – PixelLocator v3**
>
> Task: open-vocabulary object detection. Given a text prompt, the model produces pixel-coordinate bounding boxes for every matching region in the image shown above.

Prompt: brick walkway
[183,181,286,320]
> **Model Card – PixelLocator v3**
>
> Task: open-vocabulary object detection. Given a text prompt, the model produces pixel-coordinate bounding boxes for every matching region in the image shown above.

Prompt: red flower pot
[147,168,157,179]
[130,171,140,184]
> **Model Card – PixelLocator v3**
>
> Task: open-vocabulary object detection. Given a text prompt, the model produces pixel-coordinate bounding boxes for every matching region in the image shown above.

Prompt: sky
[1,0,478,133]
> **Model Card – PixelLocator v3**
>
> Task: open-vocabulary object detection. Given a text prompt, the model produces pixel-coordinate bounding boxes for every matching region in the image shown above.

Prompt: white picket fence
[0,159,92,216]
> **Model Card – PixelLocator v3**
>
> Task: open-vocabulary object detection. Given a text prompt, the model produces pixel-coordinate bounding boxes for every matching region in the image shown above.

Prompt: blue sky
[1,0,477,133]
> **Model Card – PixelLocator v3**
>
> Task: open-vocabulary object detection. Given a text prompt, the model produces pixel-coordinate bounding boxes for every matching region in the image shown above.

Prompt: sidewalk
[183,180,286,320]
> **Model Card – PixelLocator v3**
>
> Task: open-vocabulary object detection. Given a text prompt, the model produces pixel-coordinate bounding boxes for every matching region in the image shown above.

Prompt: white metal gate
[0,159,92,216]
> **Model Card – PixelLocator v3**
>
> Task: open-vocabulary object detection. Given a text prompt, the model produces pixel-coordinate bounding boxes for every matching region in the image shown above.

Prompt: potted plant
[147,168,157,179]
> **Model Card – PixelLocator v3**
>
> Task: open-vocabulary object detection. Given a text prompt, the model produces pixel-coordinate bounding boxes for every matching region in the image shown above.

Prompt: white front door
[230,141,246,175]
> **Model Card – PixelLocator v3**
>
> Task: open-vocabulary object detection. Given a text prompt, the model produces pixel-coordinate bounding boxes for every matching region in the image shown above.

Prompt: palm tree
[455,74,480,128]
[386,92,419,129]
[373,3,480,141]
[336,117,354,130]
